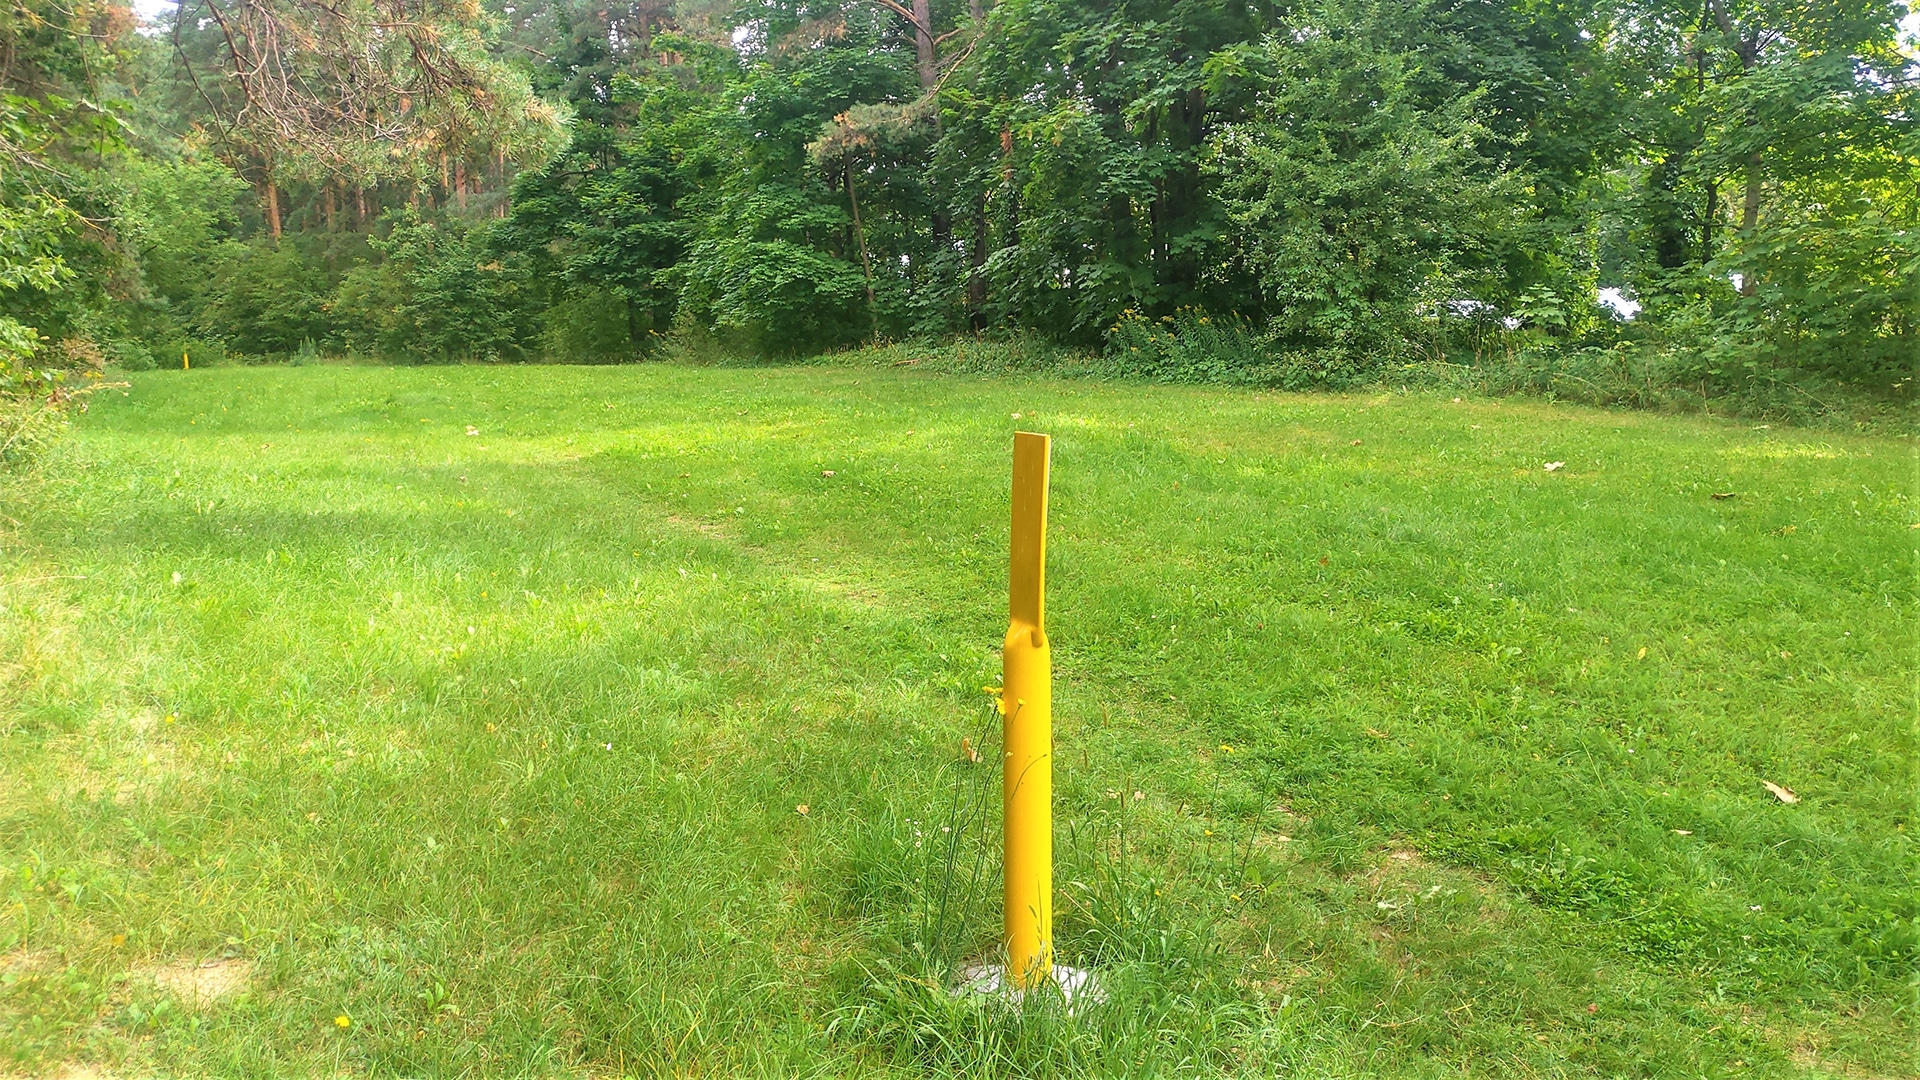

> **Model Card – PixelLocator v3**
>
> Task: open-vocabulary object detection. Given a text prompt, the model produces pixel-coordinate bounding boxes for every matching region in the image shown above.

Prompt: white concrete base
[953,963,1104,1010]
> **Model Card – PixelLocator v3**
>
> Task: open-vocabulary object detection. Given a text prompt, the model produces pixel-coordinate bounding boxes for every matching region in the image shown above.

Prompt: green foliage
[537,285,642,362]
[114,155,251,314]
[491,55,703,352]
[6,0,1912,391]
[1102,308,1372,389]
[665,17,922,353]
[681,222,874,356]
[335,217,540,362]
[0,197,75,294]
[158,0,571,186]
[0,336,113,467]
[1207,0,1523,357]
[1705,203,1917,378]
[0,195,87,466]
[193,240,333,358]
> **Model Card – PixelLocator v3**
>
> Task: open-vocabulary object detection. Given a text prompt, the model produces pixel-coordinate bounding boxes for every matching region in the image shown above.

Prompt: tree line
[2,0,1914,392]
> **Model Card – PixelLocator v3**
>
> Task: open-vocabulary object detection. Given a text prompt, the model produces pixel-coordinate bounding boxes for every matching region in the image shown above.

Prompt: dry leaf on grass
[1711,492,1737,500]
[1762,780,1799,804]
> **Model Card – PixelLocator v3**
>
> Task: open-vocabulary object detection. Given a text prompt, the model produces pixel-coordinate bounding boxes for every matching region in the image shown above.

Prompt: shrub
[195,239,332,357]
[332,217,540,362]
[141,337,227,371]
[1102,308,1388,389]
[1206,7,1523,359]
[539,285,641,363]
[1,332,118,468]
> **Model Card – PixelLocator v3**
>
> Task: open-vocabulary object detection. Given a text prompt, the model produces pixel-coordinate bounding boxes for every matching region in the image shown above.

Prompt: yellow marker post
[1004,431,1052,989]
[182,351,189,370]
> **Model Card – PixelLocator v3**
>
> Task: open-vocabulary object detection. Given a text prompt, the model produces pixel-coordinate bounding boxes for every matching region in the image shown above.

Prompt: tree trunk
[968,190,988,329]
[911,0,936,88]
[265,181,282,239]
[847,160,878,340]
[1701,178,1716,262]
[497,149,509,218]
[455,158,468,211]
[1737,154,1762,295]
[1706,0,1763,294]
[911,0,949,259]
[1155,87,1206,293]
[1739,156,1761,231]
[323,182,336,231]
[1001,126,1019,268]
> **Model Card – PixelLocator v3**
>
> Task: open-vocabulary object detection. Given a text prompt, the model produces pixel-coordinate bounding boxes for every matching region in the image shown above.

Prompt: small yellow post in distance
[1003,430,1053,989]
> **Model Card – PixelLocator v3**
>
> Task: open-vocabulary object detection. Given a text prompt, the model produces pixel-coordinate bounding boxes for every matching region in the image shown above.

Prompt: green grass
[1,363,1911,1078]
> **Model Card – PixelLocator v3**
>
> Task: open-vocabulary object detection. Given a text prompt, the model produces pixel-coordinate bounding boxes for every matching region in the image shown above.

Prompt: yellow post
[1004,431,1052,989]
[182,351,189,370]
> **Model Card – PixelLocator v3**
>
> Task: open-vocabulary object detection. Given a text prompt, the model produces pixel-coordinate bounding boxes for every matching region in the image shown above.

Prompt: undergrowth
[808,330,1915,434]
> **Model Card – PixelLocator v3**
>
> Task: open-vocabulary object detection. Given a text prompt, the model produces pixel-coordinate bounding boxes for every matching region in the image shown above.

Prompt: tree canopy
[2,0,1913,392]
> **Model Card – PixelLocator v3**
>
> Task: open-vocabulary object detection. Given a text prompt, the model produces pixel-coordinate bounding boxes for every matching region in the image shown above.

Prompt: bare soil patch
[137,956,253,1008]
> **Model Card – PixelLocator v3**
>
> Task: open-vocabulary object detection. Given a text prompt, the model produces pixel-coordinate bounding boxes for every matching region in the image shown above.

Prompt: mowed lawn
[1,364,1911,1078]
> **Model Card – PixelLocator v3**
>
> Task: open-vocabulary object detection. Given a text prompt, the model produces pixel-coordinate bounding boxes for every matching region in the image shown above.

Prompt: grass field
[1,363,1912,1078]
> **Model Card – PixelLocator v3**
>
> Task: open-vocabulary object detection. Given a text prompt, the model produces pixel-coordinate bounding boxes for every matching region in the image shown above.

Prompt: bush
[1101,308,1398,389]
[116,156,250,314]
[139,337,226,371]
[195,239,332,357]
[1,333,118,468]
[1206,7,1523,358]
[679,184,875,357]
[1402,339,1916,430]
[1709,211,1917,378]
[539,285,641,363]
[332,217,540,362]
